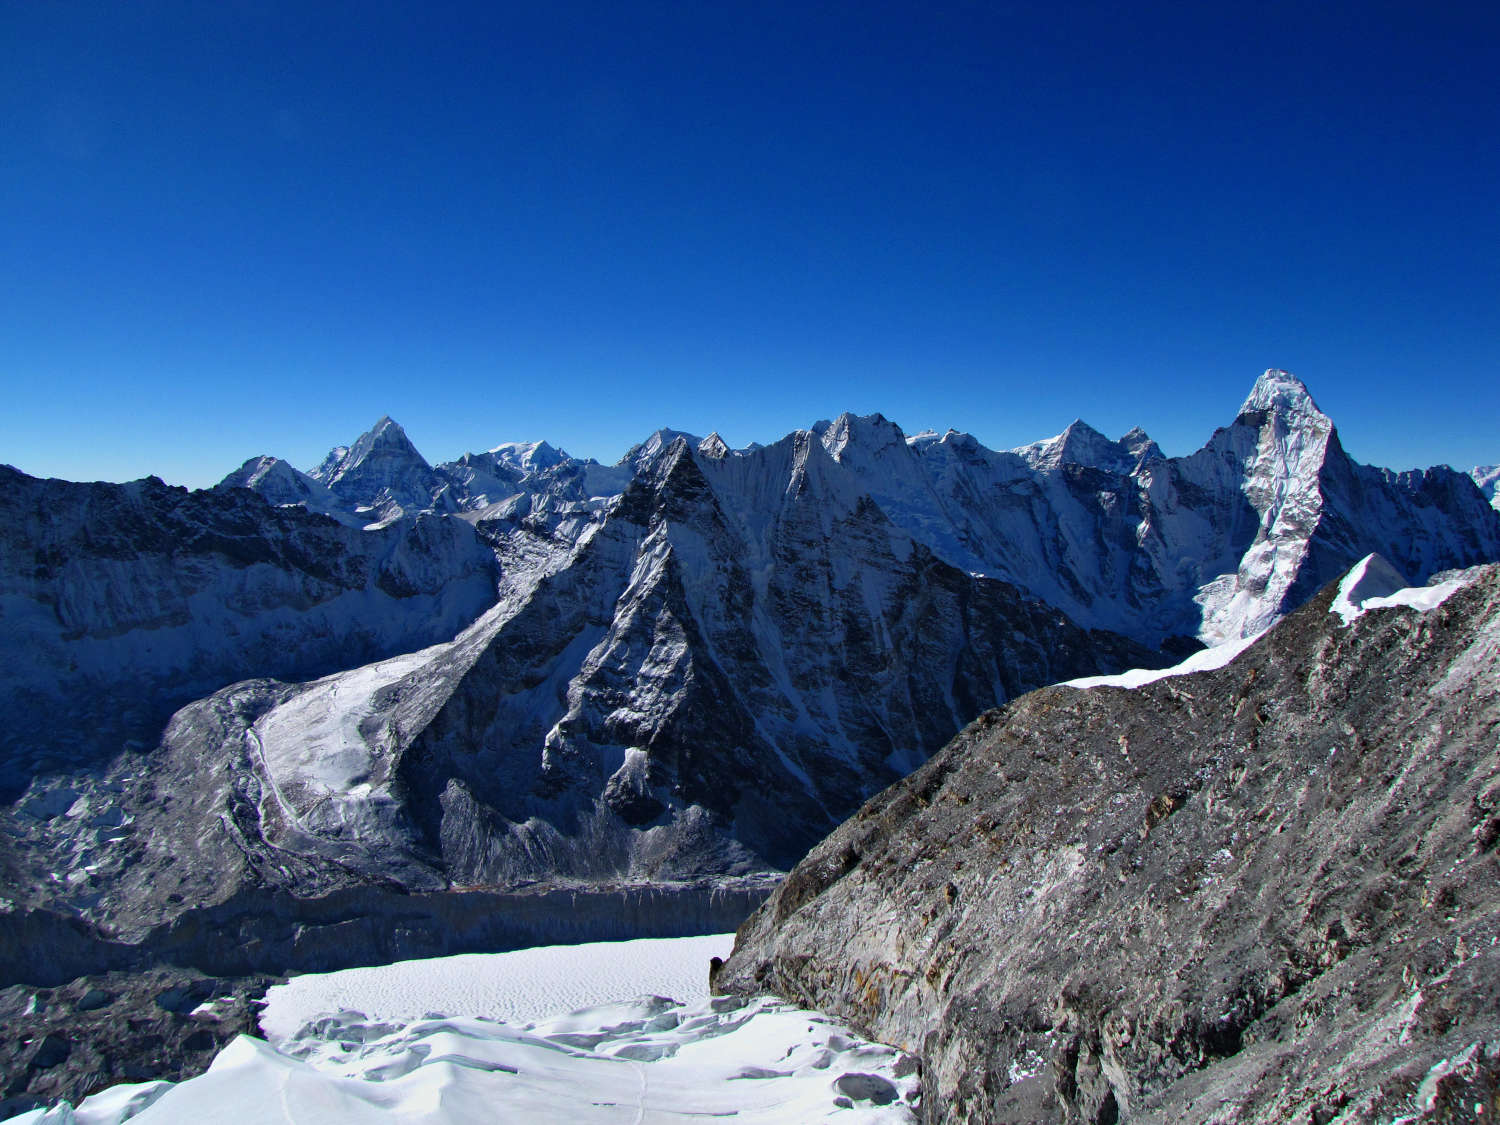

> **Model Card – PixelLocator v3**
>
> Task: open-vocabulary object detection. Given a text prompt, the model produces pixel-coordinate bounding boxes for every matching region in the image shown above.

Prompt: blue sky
[3,1,1496,486]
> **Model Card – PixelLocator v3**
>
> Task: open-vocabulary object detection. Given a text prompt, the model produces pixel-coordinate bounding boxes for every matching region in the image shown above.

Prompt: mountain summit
[304,415,450,522]
[1238,366,1325,419]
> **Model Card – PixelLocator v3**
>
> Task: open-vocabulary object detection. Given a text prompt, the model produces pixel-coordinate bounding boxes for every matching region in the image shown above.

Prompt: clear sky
[3,1,1496,487]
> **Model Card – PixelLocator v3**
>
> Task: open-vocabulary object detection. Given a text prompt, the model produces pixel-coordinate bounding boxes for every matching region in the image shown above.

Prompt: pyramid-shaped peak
[1119,426,1162,464]
[1014,419,1134,474]
[698,432,730,459]
[1239,369,1325,419]
[622,428,700,469]
[309,415,432,491]
[348,415,426,463]
[365,415,416,444]
[1061,418,1104,437]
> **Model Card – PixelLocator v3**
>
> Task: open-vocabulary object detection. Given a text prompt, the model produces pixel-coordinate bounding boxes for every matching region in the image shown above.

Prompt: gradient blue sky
[4,1,1496,487]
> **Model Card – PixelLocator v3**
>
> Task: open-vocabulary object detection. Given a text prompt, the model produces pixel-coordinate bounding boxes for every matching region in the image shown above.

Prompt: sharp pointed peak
[1119,426,1162,464]
[697,432,730,459]
[621,427,700,467]
[1011,418,1135,473]
[367,415,414,440]
[1059,418,1106,438]
[1239,368,1325,419]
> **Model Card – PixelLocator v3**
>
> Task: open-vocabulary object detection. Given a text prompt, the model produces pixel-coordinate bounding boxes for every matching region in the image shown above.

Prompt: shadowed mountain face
[715,563,1500,1123]
[0,467,499,801]
[2,371,1496,938]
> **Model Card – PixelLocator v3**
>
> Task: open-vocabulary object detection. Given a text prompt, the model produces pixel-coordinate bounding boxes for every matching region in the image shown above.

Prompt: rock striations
[715,561,1500,1122]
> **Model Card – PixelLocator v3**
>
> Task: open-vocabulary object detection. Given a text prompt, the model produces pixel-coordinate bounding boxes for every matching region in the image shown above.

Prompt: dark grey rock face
[716,566,1500,1123]
[0,966,274,1119]
[388,438,1165,886]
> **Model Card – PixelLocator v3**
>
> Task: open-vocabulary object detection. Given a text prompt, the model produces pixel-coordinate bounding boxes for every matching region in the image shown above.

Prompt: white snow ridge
[1065,553,1482,691]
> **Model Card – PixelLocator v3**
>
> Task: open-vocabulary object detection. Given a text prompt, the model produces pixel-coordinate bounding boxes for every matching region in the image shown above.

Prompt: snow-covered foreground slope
[6,937,919,1124]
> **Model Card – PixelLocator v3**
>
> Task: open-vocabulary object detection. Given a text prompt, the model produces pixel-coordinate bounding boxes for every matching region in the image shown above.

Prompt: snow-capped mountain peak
[623,428,700,471]
[697,432,731,459]
[304,416,447,522]
[816,412,906,461]
[486,440,567,474]
[1119,425,1162,465]
[309,416,429,484]
[218,454,346,519]
[1238,367,1326,420]
[1012,419,1136,474]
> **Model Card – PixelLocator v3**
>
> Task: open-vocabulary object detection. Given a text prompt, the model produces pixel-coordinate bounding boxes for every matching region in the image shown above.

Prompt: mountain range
[1,369,1497,940]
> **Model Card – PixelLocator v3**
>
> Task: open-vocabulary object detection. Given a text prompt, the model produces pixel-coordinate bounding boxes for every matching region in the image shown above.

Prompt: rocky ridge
[715,561,1500,1122]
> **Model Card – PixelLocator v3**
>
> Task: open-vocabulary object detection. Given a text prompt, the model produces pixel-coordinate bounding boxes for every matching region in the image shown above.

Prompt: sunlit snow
[1066,553,1479,691]
[258,934,736,1041]
[1331,553,1467,625]
[6,936,919,1124]
[1061,631,1265,690]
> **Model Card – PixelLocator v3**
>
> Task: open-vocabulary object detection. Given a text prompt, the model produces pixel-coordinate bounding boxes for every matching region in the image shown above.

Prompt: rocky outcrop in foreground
[716,564,1500,1123]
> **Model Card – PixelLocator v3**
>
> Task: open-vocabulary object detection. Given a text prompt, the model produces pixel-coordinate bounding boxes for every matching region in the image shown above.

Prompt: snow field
[258,933,736,1042]
[5,935,920,1124]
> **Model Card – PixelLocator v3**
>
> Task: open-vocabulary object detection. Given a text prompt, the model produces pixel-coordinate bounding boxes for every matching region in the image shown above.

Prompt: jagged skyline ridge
[222,369,1495,519]
[217,369,1500,650]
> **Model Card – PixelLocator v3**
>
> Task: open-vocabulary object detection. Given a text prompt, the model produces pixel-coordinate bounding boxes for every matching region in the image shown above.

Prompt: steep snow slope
[1472,464,1500,510]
